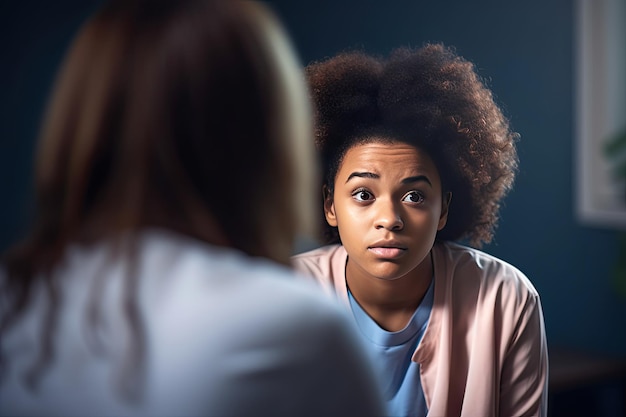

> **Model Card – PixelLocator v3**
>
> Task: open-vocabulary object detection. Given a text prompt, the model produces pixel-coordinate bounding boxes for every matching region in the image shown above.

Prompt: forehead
[339,141,441,180]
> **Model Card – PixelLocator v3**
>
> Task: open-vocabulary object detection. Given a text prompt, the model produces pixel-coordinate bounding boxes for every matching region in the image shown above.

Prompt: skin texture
[324,140,450,331]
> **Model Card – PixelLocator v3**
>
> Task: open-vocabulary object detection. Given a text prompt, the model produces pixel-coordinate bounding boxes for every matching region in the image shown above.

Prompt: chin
[373,275,406,282]
[369,267,410,282]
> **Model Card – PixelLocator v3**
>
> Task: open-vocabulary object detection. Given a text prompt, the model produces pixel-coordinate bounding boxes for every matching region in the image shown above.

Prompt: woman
[293,44,548,416]
[0,1,383,416]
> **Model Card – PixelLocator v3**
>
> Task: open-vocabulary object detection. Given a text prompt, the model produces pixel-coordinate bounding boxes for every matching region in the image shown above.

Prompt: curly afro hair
[306,43,518,248]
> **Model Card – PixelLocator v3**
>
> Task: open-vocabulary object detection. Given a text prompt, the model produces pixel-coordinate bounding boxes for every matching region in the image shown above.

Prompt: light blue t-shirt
[348,280,434,417]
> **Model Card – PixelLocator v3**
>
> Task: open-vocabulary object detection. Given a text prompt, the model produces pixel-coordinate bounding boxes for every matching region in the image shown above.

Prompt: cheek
[334,207,356,232]
[334,206,362,239]
[335,201,370,228]
[406,207,443,233]
[336,223,361,253]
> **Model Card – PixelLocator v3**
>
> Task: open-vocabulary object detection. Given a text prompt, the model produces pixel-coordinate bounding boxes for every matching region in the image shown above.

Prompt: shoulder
[139,232,356,343]
[140,236,378,413]
[434,241,540,307]
[433,242,546,353]
[291,244,346,285]
[291,244,345,267]
[141,230,337,310]
[1,232,378,416]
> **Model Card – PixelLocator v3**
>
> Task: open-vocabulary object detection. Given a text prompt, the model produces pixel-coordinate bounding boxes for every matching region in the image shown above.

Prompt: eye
[402,191,424,204]
[352,188,374,202]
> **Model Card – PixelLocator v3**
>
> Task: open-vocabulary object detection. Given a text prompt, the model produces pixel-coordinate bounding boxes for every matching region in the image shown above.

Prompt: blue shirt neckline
[347,278,434,348]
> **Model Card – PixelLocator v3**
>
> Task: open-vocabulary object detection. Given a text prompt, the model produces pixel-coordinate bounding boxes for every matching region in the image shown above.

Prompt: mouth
[368,242,407,259]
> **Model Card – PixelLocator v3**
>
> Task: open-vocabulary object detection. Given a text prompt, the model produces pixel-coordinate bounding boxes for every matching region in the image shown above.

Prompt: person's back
[2,230,381,416]
[0,1,384,415]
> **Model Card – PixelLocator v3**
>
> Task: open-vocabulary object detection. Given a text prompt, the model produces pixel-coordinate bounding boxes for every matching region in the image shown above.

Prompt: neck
[346,252,433,332]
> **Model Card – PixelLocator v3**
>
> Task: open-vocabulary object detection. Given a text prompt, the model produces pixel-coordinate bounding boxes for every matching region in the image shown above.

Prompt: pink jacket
[292,242,548,417]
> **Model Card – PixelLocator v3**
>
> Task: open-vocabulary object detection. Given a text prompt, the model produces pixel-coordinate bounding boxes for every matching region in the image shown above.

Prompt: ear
[323,184,338,227]
[438,191,452,231]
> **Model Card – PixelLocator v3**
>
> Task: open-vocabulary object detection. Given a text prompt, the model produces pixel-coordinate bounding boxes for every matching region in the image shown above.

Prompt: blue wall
[2,0,625,354]
[1,1,100,250]
[264,0,626,354]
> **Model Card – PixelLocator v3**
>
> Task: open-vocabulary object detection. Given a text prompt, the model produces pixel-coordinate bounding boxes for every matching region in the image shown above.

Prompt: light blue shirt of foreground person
[348,279,434,417]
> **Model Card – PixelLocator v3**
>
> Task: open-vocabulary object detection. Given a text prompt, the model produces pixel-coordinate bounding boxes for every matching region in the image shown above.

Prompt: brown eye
[402,191,424,204]
[353,189,373,202]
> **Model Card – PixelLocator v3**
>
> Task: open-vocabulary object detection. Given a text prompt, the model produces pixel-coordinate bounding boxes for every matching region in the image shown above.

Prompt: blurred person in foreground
[0,1,384,416]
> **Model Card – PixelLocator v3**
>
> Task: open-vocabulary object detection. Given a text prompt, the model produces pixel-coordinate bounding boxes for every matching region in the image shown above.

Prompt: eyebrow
[402,175,432,187]
[346,172,379,182]
[345,172,432,187]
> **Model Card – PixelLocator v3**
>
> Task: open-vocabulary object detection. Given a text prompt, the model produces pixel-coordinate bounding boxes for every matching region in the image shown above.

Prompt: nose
[374,200,404,231]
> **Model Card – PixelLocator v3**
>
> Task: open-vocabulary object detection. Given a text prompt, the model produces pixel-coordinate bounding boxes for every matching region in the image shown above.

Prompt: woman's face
[325,140,449,283]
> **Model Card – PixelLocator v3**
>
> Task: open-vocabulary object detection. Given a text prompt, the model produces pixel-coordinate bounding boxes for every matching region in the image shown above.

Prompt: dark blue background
[2,0,625,355]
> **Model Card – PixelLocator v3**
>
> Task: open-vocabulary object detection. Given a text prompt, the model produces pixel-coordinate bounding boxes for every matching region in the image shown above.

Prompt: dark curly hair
[307,43,518,248]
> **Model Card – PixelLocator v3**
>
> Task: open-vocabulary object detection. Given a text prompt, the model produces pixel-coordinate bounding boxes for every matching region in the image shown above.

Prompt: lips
[368,241,407,259]
[368,247,406,258]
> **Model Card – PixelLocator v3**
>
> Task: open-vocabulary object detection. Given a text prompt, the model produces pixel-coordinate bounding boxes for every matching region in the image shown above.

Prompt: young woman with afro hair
[292,44,548,417]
